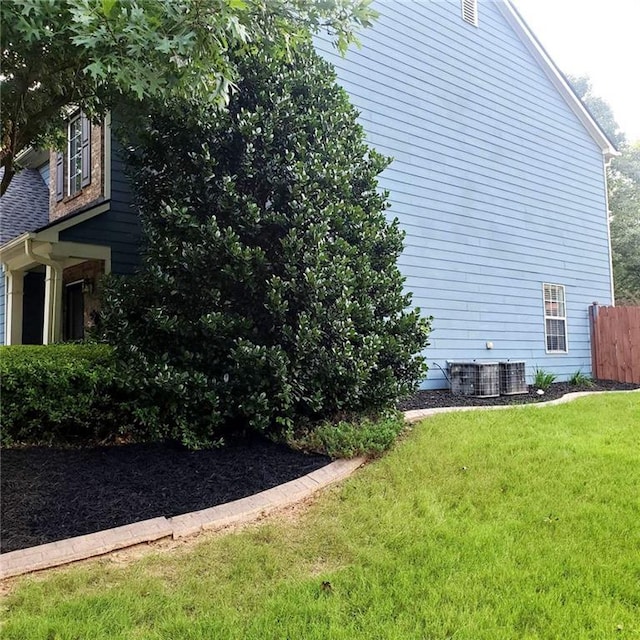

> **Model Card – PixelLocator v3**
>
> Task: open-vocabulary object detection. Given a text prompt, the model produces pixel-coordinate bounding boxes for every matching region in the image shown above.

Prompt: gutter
[24,237,63,280]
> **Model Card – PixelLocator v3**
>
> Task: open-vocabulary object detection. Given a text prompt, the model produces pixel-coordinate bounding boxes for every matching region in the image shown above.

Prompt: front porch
[2,236,110,344]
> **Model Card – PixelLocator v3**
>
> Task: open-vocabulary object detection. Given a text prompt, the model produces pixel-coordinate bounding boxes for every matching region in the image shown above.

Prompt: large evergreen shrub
[101,38,431,447]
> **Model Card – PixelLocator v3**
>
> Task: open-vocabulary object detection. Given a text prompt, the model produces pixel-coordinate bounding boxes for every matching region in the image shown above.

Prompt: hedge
[0,344,130,446]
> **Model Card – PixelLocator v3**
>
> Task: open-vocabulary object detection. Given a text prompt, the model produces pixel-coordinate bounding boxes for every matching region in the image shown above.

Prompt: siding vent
[462,0,478,26]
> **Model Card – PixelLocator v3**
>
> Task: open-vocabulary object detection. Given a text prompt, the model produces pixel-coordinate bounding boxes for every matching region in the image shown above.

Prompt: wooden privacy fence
[589,304,640,384]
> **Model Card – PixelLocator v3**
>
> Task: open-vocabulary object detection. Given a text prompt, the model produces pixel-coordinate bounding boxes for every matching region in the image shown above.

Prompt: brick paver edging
[3,389,636,580]
[0,457,365,580]
[403,388,640,423]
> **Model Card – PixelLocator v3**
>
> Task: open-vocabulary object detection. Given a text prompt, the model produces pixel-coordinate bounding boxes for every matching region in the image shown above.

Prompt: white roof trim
[35,202,110,242]
[15,147,49,169]
[499,1,618,163]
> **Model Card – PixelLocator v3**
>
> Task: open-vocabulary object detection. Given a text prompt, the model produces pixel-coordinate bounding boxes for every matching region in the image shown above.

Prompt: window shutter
[55,151,64,201]
[81,114,91,187]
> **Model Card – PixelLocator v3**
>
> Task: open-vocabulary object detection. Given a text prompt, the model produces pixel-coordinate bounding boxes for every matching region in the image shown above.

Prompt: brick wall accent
[49,121,104,222]
[62,260,105,332]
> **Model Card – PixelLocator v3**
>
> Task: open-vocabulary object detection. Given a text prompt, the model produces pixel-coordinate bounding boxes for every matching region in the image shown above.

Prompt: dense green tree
[568,75,626,148]
[608,144,640,304]
[100,38,431,447]
[0,0,376,195]
[569,75,640,305]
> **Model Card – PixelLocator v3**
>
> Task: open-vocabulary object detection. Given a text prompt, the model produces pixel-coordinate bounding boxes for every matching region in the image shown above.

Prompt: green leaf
[101,0,117,18]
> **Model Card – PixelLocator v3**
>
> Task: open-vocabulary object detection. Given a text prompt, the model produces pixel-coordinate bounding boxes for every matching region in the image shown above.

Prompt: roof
[500,1,618,162]
[0,167,50,245]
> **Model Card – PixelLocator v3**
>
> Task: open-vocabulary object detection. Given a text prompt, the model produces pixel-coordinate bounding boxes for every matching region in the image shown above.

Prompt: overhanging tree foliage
[0,0,376,195]
[608,144,640,304]
[569,75,640,305]
[100,38,431,447]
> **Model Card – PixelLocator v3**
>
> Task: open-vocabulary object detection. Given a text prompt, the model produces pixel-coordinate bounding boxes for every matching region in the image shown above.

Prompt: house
[0,115,140,345]
[0,0,616,389]
[315,0,616,388]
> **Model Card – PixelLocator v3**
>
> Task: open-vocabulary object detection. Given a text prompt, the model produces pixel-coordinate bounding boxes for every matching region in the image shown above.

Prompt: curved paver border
[2,388,637,580]
[403,389,640,423]
[0,457,365,580]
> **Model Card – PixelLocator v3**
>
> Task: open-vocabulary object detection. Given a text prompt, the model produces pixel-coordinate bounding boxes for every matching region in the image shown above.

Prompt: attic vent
[462,0,478,26]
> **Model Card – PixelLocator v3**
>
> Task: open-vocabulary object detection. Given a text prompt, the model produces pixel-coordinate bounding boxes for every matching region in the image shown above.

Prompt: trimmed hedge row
[1,344,407,458]
[0,344,130,446]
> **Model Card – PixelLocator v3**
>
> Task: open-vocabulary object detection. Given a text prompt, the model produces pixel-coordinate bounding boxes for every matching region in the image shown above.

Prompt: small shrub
[0,344,131,446]
[286,411,406,459]
[569,370,594,387]
[533,367,557,391]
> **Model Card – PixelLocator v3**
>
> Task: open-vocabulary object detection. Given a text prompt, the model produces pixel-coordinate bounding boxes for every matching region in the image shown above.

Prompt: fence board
[590,305,640,384]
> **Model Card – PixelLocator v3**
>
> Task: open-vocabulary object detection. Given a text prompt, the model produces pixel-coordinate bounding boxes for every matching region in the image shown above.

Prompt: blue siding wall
[316,0,612,388]
[38,163,50,187]
[60,208,140,276]
[60,131,140,275]
[0,267,5,345]
[109,134,136,241]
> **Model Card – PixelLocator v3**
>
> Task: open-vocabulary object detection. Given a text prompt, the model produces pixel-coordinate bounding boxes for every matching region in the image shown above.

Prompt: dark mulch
[398,379,639,411]
[3,381,637,555]
[0,437,329,554]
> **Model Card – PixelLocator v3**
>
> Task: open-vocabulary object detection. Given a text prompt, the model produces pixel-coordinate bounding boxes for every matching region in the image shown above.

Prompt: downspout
[1,261,7,344]
[602,156,615,307]
[25,238,64,343]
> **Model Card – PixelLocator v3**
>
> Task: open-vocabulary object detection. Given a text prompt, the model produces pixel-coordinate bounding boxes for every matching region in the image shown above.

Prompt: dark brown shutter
[81,114,91,187]
[55,151,64,201]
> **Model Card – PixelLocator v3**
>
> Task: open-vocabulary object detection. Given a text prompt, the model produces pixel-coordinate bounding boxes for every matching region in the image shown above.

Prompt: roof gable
[499,0,618,162]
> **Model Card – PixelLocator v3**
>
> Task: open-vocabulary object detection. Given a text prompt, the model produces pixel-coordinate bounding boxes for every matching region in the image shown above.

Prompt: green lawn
[2,393,639,639]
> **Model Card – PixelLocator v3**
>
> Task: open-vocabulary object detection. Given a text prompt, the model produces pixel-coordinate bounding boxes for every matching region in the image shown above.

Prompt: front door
[64,282,84,341]
[22,270,46,344]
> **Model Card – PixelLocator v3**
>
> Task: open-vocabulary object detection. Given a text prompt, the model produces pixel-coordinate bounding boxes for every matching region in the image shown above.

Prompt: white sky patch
[514,0,640,143]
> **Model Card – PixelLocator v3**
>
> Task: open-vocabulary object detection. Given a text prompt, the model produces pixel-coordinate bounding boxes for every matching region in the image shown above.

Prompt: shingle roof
[0,167,50,245]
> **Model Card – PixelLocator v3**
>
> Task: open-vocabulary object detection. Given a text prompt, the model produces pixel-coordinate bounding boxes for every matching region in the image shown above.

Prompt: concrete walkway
[2,389,637,580]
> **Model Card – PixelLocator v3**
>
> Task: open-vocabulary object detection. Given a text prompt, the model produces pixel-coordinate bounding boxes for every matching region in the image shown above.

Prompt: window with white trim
[543,283,567,353]
[57,112,91,202]
[462,0,478,26]
[68,115,83,196]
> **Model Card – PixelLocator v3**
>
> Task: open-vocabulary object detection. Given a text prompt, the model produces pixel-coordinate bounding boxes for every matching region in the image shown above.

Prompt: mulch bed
[1,437,329,554]
[3,381,637,555]
[398,379,639,411]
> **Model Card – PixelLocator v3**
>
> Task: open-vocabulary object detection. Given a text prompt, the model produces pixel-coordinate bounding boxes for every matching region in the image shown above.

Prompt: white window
[462,0,478,26]
[543,283,568,353]
[68,115,83,196]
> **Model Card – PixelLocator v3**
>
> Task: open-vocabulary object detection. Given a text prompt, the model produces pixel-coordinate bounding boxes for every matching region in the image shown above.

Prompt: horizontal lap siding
[60,210,140,275]
[38,163,50,188]
[0,268,5,344]
[316,0,613,388]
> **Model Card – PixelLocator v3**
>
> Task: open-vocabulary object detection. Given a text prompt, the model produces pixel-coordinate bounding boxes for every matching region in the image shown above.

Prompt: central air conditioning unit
[448,361,500,398]
[499,361,528,395]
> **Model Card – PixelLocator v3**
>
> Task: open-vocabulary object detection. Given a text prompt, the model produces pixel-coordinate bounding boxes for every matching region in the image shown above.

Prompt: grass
[286,410,406,458]
[2,393,639,639]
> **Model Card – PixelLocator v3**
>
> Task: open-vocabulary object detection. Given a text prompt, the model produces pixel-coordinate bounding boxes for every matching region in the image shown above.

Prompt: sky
[513,0,640,143]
